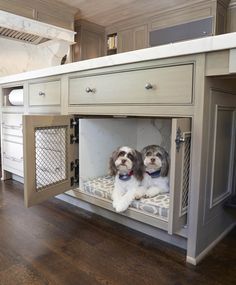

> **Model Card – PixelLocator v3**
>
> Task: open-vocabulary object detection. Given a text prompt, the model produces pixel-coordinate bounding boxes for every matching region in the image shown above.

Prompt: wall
[0,37,71,77]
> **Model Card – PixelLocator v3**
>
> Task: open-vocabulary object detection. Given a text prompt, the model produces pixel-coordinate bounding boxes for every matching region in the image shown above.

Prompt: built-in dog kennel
[24,116,191,237]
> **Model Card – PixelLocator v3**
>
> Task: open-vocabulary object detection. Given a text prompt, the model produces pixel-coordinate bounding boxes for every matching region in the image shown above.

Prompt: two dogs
[109,145,169,212]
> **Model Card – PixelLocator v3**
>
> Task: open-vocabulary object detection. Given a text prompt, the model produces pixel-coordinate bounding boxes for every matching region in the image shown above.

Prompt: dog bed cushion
[81,175,169,220]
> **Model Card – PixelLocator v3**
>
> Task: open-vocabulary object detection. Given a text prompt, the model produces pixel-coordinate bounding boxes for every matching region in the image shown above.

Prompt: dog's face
[141,145,169,176]
[109,146,144,181]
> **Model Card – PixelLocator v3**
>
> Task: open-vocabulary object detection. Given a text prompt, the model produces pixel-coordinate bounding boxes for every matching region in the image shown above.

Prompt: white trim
[186,223,236,265]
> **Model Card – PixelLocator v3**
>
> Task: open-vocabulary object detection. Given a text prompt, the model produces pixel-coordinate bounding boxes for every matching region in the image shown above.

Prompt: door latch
[70,159,79,186]
[70,117,79,144]
[175,127,186,152]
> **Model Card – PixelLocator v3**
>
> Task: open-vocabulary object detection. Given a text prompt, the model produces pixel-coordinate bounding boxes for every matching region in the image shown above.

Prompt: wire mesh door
[180,132,191,217]
[23,115,77,207]
[35,126,68,191]
[168,118,191,236]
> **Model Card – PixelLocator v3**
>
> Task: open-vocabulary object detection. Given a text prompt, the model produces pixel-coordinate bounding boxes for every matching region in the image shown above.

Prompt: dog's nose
[121,159,126,164]
[151,158,155,163]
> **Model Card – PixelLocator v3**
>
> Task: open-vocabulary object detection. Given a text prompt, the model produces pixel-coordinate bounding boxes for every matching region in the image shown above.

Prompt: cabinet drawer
[2,141,23,174]
[29,80,61,106]
[69,64,193,105]
[2,113,23,137]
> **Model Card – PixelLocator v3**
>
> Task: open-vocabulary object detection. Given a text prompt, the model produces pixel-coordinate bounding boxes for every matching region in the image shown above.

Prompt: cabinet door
[81,30,104,60]
[117,29,134,53]
[23,115,78,207]
[168,118,191,236]
[133,25,148,50]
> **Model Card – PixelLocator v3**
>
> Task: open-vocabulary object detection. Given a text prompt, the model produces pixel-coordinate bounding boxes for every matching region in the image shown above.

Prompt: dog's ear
[160,150,169,177]
[133,150,145,181]
[141,145,148,158]
[109,150,118,176]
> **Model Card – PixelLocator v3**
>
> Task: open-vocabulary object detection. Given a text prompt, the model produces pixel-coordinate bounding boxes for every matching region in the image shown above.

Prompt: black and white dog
[109,146,145,212]
[141,145,170,198]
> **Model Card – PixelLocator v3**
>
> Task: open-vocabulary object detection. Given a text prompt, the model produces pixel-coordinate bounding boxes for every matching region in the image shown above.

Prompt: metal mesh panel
[181,133,191,215]
[35,126,68,191]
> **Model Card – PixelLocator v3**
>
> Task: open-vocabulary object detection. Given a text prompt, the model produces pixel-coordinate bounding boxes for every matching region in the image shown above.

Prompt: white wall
[0,37,71,76]
[79,118,172,181]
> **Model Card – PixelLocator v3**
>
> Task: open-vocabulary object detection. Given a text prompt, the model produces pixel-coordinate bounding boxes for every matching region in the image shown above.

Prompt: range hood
[0,10,76,45]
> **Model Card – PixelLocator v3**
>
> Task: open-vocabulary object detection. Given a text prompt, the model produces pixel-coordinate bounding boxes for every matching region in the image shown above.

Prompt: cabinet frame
[23,114,192,236]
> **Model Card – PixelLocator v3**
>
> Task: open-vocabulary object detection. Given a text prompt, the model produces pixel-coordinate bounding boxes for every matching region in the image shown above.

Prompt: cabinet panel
[72,19,105,61]
[204,90,236,223]
[117,29,134,53]
[2,113,23,137]
[81,30,104,60]
[133,25,148,50]
[23,115,77,207]
[2,141,23,175]
[29,80,61,106]
[69,64,193,105]
[210,106,235,207]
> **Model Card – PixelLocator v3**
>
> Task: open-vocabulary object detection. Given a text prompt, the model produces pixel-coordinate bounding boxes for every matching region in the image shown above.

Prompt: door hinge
[70,117,79,144]
[70,159,79,186]
[175,127,186,152]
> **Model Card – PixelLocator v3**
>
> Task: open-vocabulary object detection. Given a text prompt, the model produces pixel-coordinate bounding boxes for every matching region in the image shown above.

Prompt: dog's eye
[118,151,126,157]
[156,153,162,159]
[127,153,134,161]
[146,151,152,156]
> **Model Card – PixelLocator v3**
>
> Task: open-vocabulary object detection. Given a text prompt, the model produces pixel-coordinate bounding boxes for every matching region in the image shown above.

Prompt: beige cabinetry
[106,0,230,53]
[0,77,62,180]
[117,25,148,53]
[69,63,193,105]
[29,80,61,106]
[1,113,23,177]
[118,25,148,52]
[1,44,236,266]
[72,20,105,61]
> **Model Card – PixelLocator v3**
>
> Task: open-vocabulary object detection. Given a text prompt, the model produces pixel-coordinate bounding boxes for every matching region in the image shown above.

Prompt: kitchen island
[1,32,236,265]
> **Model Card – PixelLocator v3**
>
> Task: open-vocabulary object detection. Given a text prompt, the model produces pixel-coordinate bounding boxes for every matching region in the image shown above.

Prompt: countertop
[1,32,236,85]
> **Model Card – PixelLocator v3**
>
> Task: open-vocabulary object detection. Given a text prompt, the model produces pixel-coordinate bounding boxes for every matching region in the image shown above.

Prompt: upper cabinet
[72,19,105,62]
[105,0,230,54]
[117,25,148,53]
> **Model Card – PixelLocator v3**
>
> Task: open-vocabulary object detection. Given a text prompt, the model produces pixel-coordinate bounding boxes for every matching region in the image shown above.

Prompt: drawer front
[2,141,23,174]
[29,80,61,106]
[69,64,193,105]
[2,113,23,137]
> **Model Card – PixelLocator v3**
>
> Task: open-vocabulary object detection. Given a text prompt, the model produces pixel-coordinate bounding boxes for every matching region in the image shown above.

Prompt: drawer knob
[39,91,45,96]
[85,87,95,93]
[145,83,153,90]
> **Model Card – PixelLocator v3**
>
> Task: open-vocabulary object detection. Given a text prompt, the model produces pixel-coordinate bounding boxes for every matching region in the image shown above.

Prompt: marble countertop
[1,32,236,85]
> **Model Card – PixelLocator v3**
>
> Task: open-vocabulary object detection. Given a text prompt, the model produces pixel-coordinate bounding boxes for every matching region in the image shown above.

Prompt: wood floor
[0,180,235,285]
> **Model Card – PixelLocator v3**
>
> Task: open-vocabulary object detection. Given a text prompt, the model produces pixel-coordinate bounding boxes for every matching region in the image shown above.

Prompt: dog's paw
[144,186,162,198]
[112,200,118,209]
[135,194,142,200]
[135,186,146,200]
[115,202,129,213]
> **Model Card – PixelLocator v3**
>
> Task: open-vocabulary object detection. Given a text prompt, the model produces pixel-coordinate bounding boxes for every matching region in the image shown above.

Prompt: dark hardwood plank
[0,180,236,285]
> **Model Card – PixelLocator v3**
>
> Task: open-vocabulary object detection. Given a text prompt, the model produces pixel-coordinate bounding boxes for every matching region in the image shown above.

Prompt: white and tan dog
[109,146,145,213]
[141,145,169,198]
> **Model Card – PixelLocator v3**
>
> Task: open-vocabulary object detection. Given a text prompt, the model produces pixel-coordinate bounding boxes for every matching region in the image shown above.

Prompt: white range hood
[0,10,76,45]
